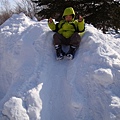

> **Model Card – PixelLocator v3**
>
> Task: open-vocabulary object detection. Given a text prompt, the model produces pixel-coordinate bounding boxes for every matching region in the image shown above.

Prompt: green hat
[62,7,75,18]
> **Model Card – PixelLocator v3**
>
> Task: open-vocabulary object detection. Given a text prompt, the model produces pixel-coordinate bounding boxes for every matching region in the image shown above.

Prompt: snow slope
[0,13,120,120]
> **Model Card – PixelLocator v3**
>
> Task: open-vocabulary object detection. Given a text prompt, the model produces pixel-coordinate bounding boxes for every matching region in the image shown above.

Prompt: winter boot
[66,46,77,60]
[55,45,65,60]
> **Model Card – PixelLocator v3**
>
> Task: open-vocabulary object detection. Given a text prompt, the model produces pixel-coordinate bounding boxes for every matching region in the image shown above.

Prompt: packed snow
[0,13,120,120]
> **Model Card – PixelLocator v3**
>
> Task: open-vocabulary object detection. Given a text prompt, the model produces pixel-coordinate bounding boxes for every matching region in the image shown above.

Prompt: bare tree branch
[14,0,36,18]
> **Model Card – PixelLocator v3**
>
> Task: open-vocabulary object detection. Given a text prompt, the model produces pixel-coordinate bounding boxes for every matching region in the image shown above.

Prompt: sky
[2,0,22,6]
[0,0,22,10]
[8,0,21,5]
[0,0,15,8]
[9,0,15,5]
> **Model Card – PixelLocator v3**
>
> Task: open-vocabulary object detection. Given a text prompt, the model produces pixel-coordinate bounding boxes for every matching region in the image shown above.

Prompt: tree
[0,0,13,25]
[84,0,120,33]
[32,0,120,33]
[110,1,120,33]
[31,0,84,20]
[14,0,36,18]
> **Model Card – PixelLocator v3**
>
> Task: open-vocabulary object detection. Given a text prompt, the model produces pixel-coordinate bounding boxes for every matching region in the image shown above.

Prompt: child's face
[65,15,73,22]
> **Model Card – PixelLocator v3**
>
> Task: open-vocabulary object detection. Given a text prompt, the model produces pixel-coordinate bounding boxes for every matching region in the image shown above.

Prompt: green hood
[62,7,75,18]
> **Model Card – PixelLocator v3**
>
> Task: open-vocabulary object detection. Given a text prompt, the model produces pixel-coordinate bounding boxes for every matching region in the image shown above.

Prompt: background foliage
[32,0,120,33]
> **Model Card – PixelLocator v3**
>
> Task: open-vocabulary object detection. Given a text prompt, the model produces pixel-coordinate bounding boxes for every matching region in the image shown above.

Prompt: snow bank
[26,83,43,120]
[93,68,113,87]
[110,96,120,108]
[0,13,120,120]
[2,97,29,120]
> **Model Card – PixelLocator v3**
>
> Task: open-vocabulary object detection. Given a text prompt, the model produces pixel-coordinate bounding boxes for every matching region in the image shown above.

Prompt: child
[48,7,85,60]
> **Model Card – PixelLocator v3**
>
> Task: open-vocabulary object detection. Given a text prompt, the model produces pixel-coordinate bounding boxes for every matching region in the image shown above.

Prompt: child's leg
[69,32,81,48]
[66,32,81,59]
[53,32,66,46]
[53,33,66,60]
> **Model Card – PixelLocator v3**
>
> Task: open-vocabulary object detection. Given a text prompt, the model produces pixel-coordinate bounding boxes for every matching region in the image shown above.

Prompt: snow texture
[0,13,120,120]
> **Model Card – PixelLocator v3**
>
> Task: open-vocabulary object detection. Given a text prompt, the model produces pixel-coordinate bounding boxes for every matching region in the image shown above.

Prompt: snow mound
[2,97,29,120]
[93,68,113,87]
[26,83,43,120]
[0,13,120,120]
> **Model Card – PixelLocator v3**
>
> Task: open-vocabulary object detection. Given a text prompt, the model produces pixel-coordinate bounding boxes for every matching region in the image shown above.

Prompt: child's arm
[48,18,56,31]
[77,16,85,32]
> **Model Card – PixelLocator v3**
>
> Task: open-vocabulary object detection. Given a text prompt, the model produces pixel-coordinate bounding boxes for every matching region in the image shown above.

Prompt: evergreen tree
[32,0,120,33]
[32,0,83,20]
[84,0,120,33]
[110,1,120,33]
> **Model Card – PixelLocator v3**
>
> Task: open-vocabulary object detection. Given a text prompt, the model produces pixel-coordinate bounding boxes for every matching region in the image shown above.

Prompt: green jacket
[48,7,85,38]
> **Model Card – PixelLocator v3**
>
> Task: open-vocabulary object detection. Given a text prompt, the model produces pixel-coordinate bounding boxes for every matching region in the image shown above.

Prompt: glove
[78,16,83,22]
[48,17,53,23]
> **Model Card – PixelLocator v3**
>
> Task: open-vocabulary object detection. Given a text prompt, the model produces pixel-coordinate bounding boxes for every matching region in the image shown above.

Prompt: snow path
[0,13,120,120]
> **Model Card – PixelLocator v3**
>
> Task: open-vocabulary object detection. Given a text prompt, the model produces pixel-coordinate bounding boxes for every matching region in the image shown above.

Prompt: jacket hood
[62,7,75,18]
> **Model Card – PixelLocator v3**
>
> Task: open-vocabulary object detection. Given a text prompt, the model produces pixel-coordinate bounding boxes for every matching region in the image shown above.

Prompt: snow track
[0,13,120,120]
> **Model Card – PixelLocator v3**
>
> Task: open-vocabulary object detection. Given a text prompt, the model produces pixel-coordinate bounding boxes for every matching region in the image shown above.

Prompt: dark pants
[53,32,81,48]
